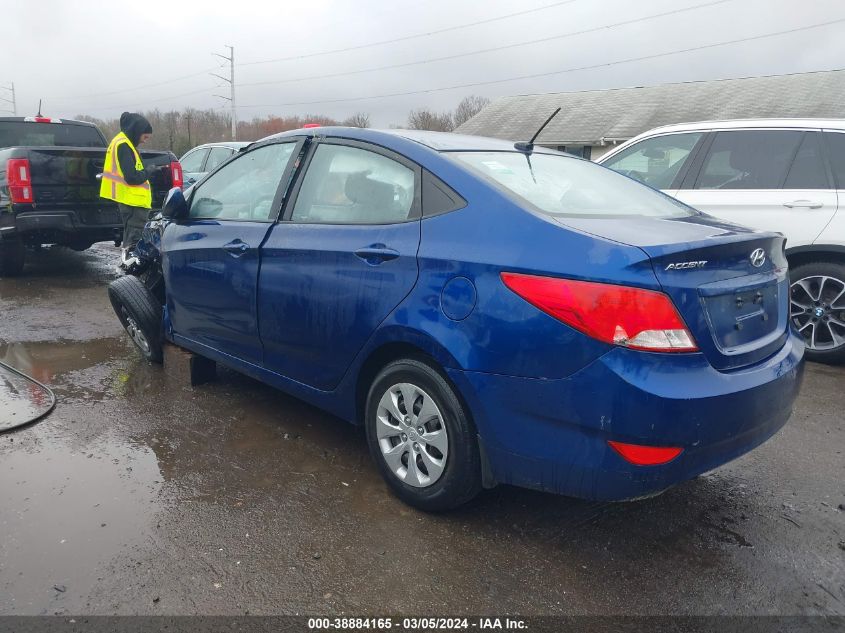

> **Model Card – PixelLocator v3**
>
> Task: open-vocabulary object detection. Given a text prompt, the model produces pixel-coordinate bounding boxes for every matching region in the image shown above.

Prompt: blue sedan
[118,126,805,511]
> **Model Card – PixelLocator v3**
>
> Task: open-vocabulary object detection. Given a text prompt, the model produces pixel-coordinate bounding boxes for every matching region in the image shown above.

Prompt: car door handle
[354,245,400,264]
[783,200,823,209]
[222,240,250,256]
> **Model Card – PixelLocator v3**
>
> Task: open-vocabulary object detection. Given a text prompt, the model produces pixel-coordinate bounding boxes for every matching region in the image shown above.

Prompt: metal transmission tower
[0,82,16,115]
[211,46,237,140]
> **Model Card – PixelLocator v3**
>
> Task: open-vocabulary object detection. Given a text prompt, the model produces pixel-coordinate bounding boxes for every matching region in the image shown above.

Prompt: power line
[48,0,575,108]
[239,0,731,89]
[236,17,845,109]
[238,0,578,67]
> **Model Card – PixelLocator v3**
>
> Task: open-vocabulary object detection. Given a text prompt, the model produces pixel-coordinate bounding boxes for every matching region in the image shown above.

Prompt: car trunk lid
[555,214,789,370]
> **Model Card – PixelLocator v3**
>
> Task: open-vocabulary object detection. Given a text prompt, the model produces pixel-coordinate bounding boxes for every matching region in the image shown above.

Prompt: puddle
[0,433,163,613]
[0,363,55,431]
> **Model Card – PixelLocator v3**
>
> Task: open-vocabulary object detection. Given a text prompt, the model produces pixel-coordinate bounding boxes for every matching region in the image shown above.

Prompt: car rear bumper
[1,208,122,244]
[447,332,805,501]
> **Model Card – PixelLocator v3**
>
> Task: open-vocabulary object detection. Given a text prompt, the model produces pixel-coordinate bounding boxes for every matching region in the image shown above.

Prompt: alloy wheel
[790,275,845,351]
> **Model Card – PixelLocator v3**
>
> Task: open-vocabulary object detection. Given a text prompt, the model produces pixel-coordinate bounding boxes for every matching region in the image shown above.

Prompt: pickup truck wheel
[365,358,482,511]
[790,261,845,365]
[108,275,163,363]
[0,239,25,277]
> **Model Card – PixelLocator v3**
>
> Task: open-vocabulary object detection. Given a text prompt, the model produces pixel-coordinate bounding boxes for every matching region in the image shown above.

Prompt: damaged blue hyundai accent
[108,126,805,511]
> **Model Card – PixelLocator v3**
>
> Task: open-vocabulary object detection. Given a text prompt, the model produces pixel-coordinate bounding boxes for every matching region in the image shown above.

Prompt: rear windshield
[0,121,105,148]
[450,151,694,218]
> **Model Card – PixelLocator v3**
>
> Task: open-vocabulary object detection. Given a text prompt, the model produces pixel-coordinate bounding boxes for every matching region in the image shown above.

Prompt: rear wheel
[108,275,163,363]
[0,238,25,277]
[365,358,481,511]
[790,261,845,365]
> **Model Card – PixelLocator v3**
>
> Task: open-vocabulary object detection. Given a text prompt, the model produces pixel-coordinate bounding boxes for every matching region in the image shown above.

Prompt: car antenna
[514,107,561,154]
[36,99,42,117]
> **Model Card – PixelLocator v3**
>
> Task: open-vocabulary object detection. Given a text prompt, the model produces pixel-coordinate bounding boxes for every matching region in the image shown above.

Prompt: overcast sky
[2,0,844,127]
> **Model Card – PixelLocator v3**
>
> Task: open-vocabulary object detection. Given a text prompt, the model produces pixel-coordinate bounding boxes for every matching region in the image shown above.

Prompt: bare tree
[452,95,491,128]
[342,112,371,128]
[407,108,454,132]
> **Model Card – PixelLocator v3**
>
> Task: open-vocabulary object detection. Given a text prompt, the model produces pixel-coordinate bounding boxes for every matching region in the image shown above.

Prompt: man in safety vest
[100,112,163,268]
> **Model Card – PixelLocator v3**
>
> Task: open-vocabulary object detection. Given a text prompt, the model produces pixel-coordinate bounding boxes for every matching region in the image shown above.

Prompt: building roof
[455,69,845,146]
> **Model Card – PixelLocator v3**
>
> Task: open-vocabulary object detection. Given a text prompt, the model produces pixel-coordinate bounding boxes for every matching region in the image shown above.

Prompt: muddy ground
[1,244,843,616]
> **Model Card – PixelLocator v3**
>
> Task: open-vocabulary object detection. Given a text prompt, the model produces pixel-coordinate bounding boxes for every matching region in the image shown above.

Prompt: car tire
[789,261,845,365]
[365,358,482,511]
[108,275,163,364]
[0,239,25,277]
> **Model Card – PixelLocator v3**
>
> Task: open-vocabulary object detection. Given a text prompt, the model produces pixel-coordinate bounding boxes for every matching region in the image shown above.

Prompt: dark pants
[118,204,150,250]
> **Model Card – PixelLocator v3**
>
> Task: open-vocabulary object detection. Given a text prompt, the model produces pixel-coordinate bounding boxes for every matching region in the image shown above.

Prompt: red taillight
[6,158,34,204]
[302,123,321,128]
[170,161,183,189]
[500,272,698,352]
[608,440,683,466]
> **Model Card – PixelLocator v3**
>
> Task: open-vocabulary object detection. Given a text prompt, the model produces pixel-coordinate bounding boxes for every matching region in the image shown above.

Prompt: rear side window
[695,130,803,190]
[602,133,702,190]
[290,144,416,224]
[180,148,208,172]
[825,132,845,189]
[422,170,465,217]
[783,133,828,189]
[205,147,233,172]
[0,121,105,148]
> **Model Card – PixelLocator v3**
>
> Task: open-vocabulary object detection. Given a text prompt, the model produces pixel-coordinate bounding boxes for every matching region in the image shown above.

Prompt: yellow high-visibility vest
[100,132,152,209]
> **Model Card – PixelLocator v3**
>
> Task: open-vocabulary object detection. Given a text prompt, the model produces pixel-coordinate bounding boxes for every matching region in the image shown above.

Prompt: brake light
[608,441,683,466]
[302,123,321,128]
[169,161,183,189]
[6,158,34,203]
[500,272,698,352]
[24,116,62,123]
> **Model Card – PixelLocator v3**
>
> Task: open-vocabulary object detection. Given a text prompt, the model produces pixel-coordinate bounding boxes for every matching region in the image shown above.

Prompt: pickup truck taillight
[170,161,183,189]
[6,158,34,204]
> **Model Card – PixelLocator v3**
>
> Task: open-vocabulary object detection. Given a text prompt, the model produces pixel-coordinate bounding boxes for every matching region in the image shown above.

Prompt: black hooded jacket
[116,112,157,186]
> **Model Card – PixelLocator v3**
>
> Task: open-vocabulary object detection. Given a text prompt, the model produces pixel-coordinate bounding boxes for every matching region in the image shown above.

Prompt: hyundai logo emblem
[749,248,766,268]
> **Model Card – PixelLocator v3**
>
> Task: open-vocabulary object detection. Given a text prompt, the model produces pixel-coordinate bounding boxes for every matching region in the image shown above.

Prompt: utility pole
[0,82,17,116]
[185,112,192,147]
[211,46,236,140]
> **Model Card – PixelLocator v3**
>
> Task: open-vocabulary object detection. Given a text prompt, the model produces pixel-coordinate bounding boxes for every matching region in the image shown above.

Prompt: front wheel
[108,275,163,363]
[365,358,481,511]
[790,261,845,364]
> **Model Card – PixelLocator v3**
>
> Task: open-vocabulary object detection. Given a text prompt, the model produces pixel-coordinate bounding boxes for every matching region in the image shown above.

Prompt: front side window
[695,130,804,190]
[602,133,702,190]
[290,144,415,224]
[190,143,296,221]
[179,148,207,172]
[451,151,693,218]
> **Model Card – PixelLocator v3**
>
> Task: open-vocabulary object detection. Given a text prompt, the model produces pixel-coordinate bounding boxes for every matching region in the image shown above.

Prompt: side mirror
[161,187,188,221]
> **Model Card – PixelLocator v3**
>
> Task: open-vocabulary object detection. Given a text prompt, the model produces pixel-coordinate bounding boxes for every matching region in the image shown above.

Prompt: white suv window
[695,130,805,190]
[602,133,702,190]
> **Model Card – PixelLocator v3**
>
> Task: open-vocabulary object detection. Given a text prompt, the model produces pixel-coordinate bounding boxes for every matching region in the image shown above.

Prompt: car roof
[188,141,252,151]
[263,126,544,153]
[629,118,845,138]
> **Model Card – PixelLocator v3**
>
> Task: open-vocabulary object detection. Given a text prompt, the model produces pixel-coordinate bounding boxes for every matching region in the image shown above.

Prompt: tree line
[76,96,490,157]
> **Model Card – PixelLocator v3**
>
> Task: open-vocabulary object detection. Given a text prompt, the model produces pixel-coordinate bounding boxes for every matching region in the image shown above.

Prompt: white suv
[599,119,845,364]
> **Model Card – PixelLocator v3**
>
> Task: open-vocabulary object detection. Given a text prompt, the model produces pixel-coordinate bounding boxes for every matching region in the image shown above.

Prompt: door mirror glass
[161,187,189,221]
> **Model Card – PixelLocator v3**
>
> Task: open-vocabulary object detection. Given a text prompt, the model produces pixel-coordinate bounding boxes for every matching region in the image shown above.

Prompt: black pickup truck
[0,116,180,276]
